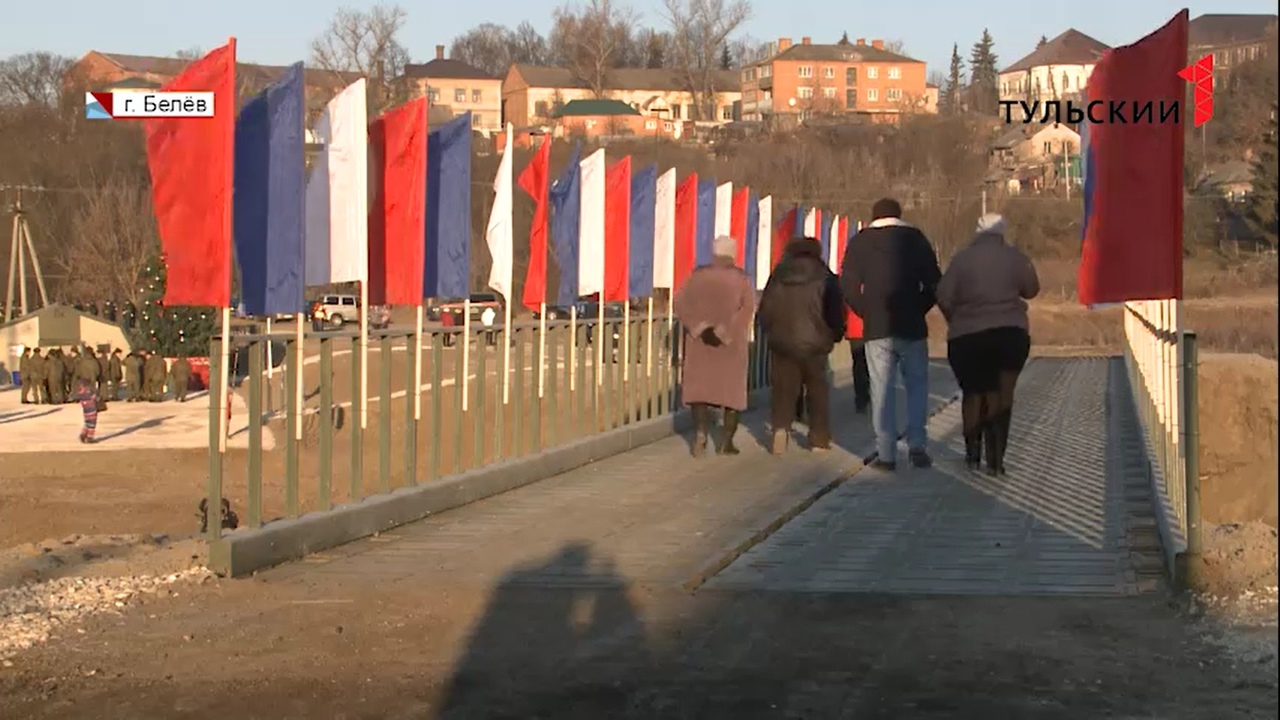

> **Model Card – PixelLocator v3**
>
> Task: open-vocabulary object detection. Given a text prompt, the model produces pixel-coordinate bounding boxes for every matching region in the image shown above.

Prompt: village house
[1188,13,1279,73]
[501,65,741,132]
[739,35,932,126]
[997,29,1110,106]
[549,98,682,139]
[987,123,1082,194]
[402,47,503,136]
[65,51,361,112]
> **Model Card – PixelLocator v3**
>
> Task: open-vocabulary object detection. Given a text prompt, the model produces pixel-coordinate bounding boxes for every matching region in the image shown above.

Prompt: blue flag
[695,178,715,267]
[424,112,471,299]
[232,62,305,318]
[628,164,657,298]
[819,210,831,263]
[549,142,582,307]
[794,204,807,237]
[744,192,759,282]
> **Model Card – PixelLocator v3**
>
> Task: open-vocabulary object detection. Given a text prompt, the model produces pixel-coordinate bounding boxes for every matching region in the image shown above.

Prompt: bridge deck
[264,357,1165,598]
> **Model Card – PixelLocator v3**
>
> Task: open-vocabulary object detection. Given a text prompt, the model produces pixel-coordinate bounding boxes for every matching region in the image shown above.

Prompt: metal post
[1179,330,1203,590]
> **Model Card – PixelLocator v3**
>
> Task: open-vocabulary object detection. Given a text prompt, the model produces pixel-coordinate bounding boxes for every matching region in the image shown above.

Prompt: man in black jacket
[758,237,846,455]
[840,198,942,471]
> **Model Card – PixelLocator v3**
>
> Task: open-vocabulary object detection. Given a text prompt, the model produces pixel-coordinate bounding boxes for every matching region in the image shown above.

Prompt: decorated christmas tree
[125,255,218,357]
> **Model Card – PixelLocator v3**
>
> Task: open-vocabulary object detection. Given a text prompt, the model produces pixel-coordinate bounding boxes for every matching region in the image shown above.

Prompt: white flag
[803,207,818,237]
[652,168,677,289]
[577,148,606,298]
[714,181,733,238]
[304,78,369,286]
[755,196,773,290]
[486,123,515,301]
[828,214,841,272]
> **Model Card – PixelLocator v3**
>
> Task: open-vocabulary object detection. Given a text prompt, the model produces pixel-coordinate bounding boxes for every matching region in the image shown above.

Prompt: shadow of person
[437,542,652,719]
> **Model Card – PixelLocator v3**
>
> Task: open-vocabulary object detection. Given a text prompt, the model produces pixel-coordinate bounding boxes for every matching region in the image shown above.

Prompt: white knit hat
[712,234,737,259]
[976,213,1007,235]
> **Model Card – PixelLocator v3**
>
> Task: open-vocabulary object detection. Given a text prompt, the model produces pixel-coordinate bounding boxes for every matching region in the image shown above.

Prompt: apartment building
[402,47,503,135]
[739,35,930,125]
[1189,13,1278,72]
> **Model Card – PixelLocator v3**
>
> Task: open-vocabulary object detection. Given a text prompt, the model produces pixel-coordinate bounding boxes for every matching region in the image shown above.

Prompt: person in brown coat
[936,213,1040,476]
[673,234,757,457]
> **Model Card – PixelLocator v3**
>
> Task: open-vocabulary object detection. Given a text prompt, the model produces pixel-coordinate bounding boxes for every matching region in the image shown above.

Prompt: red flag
[144,40,236,308]
[836,216,862,337]
[518,137,552,312]
[674,173,698,290]
[368,97,428,306]
[603,156,631,302]
[730,187,749,266]
[1079,10,1187,305]
[772,206,796,268]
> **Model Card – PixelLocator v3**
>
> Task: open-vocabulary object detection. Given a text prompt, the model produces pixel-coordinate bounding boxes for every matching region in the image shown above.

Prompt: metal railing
[201,316,773,539]
[1121,299,1201,579]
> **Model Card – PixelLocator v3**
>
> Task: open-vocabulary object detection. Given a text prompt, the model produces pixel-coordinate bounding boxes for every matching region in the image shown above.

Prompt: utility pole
[4,186,51,323]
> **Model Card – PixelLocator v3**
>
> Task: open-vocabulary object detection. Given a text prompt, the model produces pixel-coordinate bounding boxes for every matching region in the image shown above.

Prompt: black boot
[691,403,711,457]
[983,422,1001,476]
[718,409,741,455]
[992,412,1010,476]
[964,432,982,471]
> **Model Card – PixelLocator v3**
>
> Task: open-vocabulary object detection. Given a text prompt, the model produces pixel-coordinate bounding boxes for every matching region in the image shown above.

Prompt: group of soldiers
[17,346,193,405]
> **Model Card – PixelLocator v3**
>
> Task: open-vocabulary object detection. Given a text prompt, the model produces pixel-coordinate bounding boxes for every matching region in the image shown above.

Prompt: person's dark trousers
[848,339,870,412]
[770,351,832,450]
[946,327,1030,475]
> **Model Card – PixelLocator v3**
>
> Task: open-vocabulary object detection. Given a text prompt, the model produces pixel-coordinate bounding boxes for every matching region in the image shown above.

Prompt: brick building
[739,35,931,126]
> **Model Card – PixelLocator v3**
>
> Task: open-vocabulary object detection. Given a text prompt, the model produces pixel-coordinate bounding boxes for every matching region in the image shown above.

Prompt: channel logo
[1176,54,1214,127]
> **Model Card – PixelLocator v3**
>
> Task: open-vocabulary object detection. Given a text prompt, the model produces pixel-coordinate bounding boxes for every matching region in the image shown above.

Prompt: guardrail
[201,316,773,539]
[1121,299,1201,584]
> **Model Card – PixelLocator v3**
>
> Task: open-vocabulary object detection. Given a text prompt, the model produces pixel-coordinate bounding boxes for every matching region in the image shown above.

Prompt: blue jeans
[864,337,930,460]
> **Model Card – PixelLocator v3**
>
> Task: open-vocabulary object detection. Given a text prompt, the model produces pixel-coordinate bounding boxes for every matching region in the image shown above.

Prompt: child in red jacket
[74,379,98,443]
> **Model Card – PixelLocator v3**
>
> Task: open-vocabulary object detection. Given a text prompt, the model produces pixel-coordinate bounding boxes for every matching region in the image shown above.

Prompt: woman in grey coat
[936,214,1040,476]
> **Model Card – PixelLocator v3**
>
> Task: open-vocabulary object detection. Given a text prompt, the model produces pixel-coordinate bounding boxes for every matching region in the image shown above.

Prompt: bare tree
[548,0,636,97]
[884,39,908,56]
[662,0,751,120]
[729,34,769,67]
[174,47,205,61]
[450,23,516,77]
[636,29,670,68]
[0,52,73,108]
[509,21,550,66]
[310,3,412,110]
[57,181,158,305]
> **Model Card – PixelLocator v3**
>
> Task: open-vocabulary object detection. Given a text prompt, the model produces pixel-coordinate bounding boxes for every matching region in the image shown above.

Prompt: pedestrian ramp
[704,357,1169,596]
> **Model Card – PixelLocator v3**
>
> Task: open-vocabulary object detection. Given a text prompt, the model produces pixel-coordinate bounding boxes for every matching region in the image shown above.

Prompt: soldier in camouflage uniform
[95,347,111,408]
[26,348,47,404]
[46,349,67,404]
[144,351,167,401]
[18,348,33,403]
[124,350,144,401]
[170,356,192,403]
[108,349,123,401]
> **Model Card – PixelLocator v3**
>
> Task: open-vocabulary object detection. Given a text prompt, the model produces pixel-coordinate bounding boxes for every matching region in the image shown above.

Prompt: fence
[200,315,773,539]
[1121,299,1201,584]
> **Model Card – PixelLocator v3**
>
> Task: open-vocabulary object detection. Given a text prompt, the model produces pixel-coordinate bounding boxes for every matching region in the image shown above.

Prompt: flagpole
[596,297,604,388]
[294,311,304,440]
[358,281,369,429]
[265,316,274,413]
[569,303,577,392]
[217,305,232,450]
[645,295,654,381]
[537,301,546,398]
[622,300,631,382]
[461,298,472,411]
[413,303,423,420]
[502,295,512,405]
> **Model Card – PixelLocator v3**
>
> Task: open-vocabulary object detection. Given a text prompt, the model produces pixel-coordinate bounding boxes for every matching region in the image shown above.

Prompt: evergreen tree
[1037,35,1048,49]
[839,31,851,45]
[942,43,965,114]
[1246,104,1279,249]
[720,43,732,71]
[968,29,1000,116]
[125,255,218,357]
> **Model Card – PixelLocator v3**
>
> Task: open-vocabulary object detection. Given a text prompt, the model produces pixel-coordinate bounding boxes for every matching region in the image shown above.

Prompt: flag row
[142,40,863,318]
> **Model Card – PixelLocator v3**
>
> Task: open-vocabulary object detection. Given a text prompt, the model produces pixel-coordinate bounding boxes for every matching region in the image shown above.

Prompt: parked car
[530,305,573,321]
[431,292,506,346]
[307,295,390,330]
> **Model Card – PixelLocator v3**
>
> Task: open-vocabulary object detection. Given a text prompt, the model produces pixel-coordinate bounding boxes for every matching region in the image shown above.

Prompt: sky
[4,0,1279,76]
